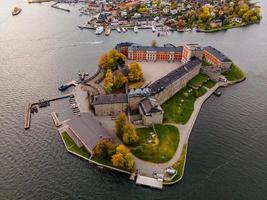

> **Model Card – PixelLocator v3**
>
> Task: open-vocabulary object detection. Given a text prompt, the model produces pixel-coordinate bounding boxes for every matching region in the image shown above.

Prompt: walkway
[133,82,225,177]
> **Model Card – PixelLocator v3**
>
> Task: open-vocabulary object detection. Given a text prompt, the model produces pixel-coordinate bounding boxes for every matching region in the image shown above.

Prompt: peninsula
[77,0,261,34]
[25,41,245,189]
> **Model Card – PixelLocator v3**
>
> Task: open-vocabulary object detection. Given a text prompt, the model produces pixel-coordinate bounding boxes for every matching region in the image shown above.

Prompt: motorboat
[105,27,111,36]
[121,27,127,32]
[95,26,104,35]
[134,26,138,33]
[116,27,121,33]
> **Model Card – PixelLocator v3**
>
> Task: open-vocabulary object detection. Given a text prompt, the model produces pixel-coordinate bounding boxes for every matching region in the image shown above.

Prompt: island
[25,41,245,190]
[77,0,261,34]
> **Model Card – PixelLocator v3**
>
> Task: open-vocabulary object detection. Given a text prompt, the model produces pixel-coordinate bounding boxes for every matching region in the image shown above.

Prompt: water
[1,1,267,199]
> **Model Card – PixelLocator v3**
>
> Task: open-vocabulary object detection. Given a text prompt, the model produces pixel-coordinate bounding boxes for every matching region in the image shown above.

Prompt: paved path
[134,82,225,177]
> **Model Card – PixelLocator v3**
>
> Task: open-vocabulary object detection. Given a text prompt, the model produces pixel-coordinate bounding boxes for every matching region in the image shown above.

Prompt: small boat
[213,90,222,96]
[116,27,121,33]
[152,25,156,32]
[12,6,21,16]
[121,27,127,32]
[134,26,138,33]
[105,27,111,36]
[95,26,104,35]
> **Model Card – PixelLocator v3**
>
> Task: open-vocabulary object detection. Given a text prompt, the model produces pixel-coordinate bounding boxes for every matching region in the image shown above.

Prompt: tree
[93,139,117,158]
[113,71,128,89]
[151,40,157,47]
[128,62,144,82]
[122,122,139,145]
[116,144,130,155]
[115,112,127,139]
[98,49,126,71]
[111,152,125,168]
[104,69,113,93]
[124,153,135,171]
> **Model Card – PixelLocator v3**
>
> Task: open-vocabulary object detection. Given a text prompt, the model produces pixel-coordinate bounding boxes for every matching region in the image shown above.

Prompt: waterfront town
[25,41,245,189]
[25,0,262,34]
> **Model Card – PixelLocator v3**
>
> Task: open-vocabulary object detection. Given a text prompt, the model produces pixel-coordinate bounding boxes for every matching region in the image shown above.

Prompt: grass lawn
[131,124,179,163]
[165,144,187,183]
[203,80,216,88]
[222,63,245,81]
[162,86,207,124]
[61,131,91,159]
[188,74,209,88]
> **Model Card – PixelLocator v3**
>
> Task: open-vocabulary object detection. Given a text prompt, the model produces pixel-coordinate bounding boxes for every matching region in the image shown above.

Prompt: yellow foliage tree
[122,122,139,145]
[98,49,126,71]
[111,152,125,168]
[104,69,113,93]
[116,144,130,155]
[115,112,127,139]
[114,71,128,89]
[128,62,144,82]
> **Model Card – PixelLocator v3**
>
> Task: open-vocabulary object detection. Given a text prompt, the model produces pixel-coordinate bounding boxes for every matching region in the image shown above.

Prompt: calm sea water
[1,1,267,199]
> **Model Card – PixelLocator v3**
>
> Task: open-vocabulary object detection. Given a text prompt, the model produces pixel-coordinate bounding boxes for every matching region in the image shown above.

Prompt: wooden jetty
[51,112,62,127]
[24,93,72,130]
[51,3,70,12]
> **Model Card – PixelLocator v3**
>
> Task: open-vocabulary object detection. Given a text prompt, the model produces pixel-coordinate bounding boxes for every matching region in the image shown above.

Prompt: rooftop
[148,57,201,94]
[139,98,162,115]
[128,45,183,53]
[93,93,128,105]
[204,46,231,62]
[67,113,112,153]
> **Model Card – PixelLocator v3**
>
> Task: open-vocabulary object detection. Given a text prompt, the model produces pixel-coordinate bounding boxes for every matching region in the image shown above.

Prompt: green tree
[98,49,126,71]
[128,62,144,82]
[122,122,139,145]
[115,112,127,139]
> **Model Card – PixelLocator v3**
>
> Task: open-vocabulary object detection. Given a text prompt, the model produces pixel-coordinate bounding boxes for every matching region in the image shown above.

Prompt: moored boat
[121,27,127,32]
[116,27,121,33]
[95,26,104,35]
[152,25,156,32]
[12,6,21,16]
[105,27,111,36]
[134,26,138,33]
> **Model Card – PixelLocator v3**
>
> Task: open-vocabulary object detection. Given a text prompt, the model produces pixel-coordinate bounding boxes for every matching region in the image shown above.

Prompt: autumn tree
[104,69,113,93]
[115,112,127,139]
[111,144,135,171]
[98,49,126,71]
[122,122,139,145]
[113,71,128,89]
[93,139,117,158]
[128,62,144,82]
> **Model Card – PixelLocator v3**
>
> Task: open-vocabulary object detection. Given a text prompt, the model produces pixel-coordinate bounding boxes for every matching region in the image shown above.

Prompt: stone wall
[94,102,128,116]
[142,112,163,126]
[128,96,145,111]
[152,64,201,105]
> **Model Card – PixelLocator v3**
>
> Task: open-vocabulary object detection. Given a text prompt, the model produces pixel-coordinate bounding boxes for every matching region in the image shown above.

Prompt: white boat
[152,25,156,32]
[12,6,21,16]
[95,26,104,35]
[116,27,121,33]
[134,26,138,33]
[105,27,111,36]
[121,27,127,32]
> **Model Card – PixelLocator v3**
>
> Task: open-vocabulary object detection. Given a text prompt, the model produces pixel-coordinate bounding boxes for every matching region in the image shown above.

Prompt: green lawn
[61,131,91,159]
[162,86,207,124]
[222,63,245,81]
[203,80,216,88]
[188,74,209,88]
[131,124,179,163]
[165,144,187,183]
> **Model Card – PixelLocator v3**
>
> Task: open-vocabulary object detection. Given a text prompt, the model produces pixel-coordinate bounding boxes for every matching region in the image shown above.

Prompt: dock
[24,93,72,130]
[28,0,52,3]
[51,112,62,127]
[135,175,163,190]
[51,3,70,12]
[24,103,32,129]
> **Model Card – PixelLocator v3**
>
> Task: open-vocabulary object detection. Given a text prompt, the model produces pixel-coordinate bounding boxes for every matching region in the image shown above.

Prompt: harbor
[24,93,73,129]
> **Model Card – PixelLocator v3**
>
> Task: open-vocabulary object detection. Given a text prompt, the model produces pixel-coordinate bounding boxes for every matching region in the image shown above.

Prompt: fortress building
[92,43,232,125]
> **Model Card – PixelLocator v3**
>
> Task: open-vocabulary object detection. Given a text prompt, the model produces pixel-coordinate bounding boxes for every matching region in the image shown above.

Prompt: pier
[24,93,72,130]
[51,112,62,127]
[51,3,70,12]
